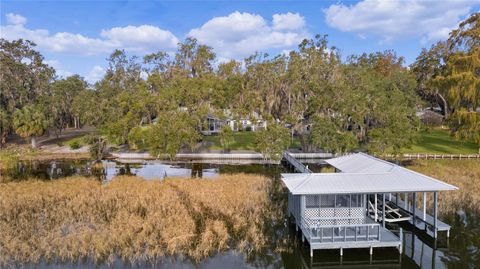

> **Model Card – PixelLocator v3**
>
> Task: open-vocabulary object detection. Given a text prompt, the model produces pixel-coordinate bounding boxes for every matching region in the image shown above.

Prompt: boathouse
[281,152,457,257]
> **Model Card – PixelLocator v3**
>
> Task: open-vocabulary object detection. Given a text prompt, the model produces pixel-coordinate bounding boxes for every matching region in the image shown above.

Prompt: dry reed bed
[407,160,480,215]
[0,174,275,266]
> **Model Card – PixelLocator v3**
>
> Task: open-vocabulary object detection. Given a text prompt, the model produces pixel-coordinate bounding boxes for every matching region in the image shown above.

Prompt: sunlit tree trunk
[31,136,37,148]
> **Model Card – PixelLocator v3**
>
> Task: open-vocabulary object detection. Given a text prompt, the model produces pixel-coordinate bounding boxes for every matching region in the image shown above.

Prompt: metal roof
[281,153,458,195]
[325,152,395,173]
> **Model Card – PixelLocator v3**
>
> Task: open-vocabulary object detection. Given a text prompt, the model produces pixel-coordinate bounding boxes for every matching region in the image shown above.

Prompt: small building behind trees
[201,111,267,135]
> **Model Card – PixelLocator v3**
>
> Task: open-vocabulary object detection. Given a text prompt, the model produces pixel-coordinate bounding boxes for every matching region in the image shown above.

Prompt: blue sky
[1,0,479,83]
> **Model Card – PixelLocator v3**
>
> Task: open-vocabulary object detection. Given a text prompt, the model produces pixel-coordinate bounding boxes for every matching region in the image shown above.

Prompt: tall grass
[0,174,280,266]
[407,160,480,215]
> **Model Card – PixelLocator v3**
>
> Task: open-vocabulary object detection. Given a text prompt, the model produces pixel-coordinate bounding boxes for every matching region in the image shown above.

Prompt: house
[416,108,444,126]
[201,111,267,135]
[282,152,457,257]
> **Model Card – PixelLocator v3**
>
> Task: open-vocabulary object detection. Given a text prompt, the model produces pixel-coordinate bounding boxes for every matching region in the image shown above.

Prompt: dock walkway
[283,151,313,173]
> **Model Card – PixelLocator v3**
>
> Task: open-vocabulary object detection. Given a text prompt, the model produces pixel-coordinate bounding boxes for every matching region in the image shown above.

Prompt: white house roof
[281,153,458,195]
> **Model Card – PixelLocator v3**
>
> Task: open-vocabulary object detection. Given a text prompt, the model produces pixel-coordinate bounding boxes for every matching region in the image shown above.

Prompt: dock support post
[433,192,438,239]
[404,193,408,211]
[399,228,403,255]
[412,192,416,226]
[423,192,427,230]
[382,194,386,228]
[310,247,313,258]
[369,246,373,256]
[340,247,343,256]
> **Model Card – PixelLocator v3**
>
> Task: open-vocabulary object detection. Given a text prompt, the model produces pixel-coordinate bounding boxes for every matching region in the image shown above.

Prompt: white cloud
[324,0,476,42]
[6,13,27,25]
[188,11,309,59]
[85,65,106,84]
[100,25,178,53]
[1,14,179,55]
[272,12,305,31]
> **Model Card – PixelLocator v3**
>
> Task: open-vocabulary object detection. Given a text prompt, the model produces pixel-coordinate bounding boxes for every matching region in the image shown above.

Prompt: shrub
[68,139,81,149]
[219,125,234,152]
[255,123,290,161]
[127,126,148,150]
[84,135,107,160]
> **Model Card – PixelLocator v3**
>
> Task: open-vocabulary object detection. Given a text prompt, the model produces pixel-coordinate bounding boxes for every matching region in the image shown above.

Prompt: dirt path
[36,126,96,147]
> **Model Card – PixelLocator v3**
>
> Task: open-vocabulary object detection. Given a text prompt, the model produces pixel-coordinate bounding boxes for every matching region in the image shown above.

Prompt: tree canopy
[413,12,480,151]
[8,13,480,157]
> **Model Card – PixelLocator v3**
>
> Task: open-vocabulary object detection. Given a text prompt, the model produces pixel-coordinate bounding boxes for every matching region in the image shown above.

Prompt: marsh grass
[0,174,281,266]
[407,160,480,215]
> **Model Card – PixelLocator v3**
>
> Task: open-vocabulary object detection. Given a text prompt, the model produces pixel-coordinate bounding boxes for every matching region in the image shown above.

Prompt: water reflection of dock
[283,247,402,269]
[402,228,445,269]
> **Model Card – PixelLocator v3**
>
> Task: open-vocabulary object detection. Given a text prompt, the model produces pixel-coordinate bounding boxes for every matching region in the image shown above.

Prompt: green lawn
[203,128,479,154]
[202,131,301,151]
[402,128,478,154]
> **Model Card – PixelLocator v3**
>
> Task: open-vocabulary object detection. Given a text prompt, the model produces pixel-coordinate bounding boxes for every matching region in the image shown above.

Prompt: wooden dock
[283,151,313,173]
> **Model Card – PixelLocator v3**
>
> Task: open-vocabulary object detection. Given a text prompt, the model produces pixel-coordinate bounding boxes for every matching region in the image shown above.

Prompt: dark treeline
[1,13,478,157]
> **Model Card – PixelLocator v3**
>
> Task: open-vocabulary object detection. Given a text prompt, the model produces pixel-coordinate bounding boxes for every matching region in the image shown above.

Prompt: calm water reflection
[1,159,478,268]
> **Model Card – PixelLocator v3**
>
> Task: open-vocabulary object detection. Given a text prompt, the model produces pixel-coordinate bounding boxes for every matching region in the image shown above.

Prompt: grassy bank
[407,160,480,215]
[0,174,280,266]
[403,128,478,154]
[202,132,301,151]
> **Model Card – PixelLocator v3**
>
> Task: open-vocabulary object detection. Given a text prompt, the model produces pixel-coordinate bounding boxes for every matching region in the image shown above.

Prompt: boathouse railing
[302,216,381,243]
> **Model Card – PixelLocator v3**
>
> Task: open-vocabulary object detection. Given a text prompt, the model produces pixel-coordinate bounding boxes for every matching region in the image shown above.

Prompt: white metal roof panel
[325,153,394,173]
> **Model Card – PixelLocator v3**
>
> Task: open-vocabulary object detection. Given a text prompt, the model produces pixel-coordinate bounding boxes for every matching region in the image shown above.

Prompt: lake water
[1,159,478,268]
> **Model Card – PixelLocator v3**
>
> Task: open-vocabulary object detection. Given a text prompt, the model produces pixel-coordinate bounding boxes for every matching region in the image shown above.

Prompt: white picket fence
[394,153,480,160]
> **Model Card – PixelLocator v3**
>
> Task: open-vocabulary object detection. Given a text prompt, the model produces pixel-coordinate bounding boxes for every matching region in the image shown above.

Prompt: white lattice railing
[301,216,381,243]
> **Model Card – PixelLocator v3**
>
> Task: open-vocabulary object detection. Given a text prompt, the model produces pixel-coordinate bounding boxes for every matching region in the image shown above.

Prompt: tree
[436,13,480,151]
[255,123,290,161]
[175,37,216,78]
[0,39,54,145]
[84,135,107,160]
[283,35,342,152]
[342,51,419,154]
[310,116,358,154]
[411,42,450,117]
[146,111,200,160]
[219,125,235,152]
[48,75,88,135]
[12,105,49,148]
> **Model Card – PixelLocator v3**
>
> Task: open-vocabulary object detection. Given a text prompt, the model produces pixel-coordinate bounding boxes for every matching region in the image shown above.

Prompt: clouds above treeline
[2,1,476,59]
[1,11,308,59]
[324,0,476,43]
[189,12,308,59]
[1,0,477,83]
[1,13,179,55]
